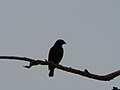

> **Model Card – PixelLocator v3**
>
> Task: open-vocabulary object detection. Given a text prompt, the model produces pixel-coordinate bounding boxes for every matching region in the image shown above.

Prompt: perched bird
[48,39,66,77]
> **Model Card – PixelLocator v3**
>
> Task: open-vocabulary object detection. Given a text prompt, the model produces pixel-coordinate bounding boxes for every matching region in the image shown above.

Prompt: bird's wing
[48,46,63,63]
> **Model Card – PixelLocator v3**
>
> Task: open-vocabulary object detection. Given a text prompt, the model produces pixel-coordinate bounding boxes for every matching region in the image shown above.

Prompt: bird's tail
[49,69,54,77]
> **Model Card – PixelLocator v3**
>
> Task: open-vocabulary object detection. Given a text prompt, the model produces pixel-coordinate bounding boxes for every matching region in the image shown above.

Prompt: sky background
[0,0,120,90]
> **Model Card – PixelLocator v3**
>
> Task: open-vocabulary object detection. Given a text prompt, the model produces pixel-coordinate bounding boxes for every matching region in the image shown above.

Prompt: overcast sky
[0,0,120,90]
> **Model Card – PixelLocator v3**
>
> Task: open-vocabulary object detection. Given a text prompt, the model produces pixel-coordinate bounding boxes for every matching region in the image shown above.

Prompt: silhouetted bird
[48,39,66,77]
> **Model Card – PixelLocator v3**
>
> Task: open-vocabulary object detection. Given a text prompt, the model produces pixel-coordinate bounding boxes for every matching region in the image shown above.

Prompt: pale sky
[0,0,120,90]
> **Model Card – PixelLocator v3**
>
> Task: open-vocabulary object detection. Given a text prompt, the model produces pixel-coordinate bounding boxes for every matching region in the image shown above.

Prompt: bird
[48,39,66,77]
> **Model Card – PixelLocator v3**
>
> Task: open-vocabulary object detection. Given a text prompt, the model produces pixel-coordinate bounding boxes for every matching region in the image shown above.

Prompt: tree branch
[112,87,120,90]
[0,56,120,81]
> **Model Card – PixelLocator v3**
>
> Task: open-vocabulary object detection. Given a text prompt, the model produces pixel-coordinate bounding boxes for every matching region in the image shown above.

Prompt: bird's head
[54,39,66,46]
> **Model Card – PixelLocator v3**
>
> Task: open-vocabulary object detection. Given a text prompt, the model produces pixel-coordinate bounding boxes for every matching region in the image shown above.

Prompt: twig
[0,56,120,81]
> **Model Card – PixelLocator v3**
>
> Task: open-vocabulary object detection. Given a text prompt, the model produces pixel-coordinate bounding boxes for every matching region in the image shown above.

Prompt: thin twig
[0,56,120,81]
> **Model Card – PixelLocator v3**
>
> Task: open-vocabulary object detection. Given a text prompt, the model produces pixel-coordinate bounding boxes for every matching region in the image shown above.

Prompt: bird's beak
[64,41,66,44]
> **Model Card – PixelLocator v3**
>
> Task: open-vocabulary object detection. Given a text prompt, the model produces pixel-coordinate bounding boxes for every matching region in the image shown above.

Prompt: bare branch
[0,56,120,81]
[112,87,120,90]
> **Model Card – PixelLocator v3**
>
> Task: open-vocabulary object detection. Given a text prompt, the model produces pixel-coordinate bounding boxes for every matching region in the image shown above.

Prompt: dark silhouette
[112,87,120,90]
[0,56,120,81]
[48,39,66,77]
